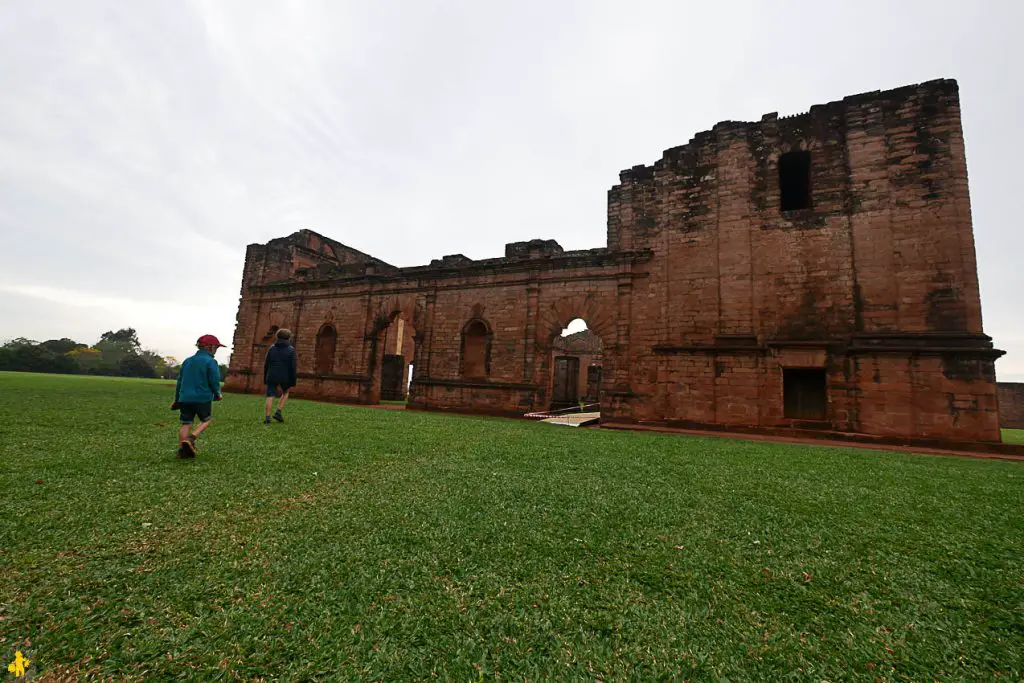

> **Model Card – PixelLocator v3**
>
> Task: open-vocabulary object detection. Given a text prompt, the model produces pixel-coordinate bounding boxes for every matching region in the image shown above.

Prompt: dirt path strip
[600,422,1024,462]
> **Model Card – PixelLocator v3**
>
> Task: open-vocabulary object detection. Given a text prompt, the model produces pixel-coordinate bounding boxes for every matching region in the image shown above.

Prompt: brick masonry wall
[409,264,622,414]
[997,383,1024,429]
[227,232,640,415]
[607,78,1003,442]
[226,80,1005,443]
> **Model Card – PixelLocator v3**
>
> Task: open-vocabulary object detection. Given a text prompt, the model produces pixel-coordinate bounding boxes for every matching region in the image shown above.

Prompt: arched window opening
[315,325,337,375]
[561,318,588,337]
[461,320,490,379]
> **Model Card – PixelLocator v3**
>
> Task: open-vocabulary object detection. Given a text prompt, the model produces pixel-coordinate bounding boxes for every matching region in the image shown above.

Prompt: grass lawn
[1002,428,1024,445]
[1,372,1022,680]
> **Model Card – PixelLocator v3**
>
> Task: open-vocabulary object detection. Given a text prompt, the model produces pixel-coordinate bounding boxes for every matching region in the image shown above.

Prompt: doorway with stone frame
[547,318,604,413]
[376,314,416,403]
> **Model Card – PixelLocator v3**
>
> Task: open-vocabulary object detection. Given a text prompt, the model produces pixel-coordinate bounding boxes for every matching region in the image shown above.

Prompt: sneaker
[178,441,196,458]
[264,416,272,424]
[273,410,284,423]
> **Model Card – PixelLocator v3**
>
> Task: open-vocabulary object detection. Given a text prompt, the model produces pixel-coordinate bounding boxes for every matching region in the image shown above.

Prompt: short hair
[276,328,292,341]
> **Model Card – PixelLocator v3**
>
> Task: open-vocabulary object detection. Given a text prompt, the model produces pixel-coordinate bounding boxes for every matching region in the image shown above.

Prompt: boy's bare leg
[278,390,290,412]
[177,423,195,456]
[265,396,274,418]
[191,419,213,439]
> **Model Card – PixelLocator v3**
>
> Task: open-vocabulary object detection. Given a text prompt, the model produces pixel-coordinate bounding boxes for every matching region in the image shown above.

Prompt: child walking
[264,328,297,424]
[171,334,225,458]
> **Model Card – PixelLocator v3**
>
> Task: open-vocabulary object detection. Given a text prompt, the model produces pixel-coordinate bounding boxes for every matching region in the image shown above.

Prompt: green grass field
[1,372,1022,680]
[1002,428,1024,445]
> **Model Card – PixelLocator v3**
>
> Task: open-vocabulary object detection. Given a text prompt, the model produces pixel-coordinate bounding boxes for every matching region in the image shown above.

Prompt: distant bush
[0,328,179,380]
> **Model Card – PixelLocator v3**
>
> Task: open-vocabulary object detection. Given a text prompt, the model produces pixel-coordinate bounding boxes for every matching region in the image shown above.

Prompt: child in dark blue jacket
[171,334,224,457]
[264,328,297,424]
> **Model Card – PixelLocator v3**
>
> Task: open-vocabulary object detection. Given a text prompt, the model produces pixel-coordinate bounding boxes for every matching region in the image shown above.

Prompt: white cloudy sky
[0,0,1022,377]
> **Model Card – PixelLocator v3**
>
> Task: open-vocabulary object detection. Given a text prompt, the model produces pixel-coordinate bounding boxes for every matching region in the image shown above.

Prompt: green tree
[68,347,102,374]
[39,338,87,355]
[99,328,141,350]
[0,329,166,378]
[92,329,167,378]
[0,338,80,374]
[162,356,181,380]
[118,354,156,378]
[138,349,167,377]
[93,339,134,375]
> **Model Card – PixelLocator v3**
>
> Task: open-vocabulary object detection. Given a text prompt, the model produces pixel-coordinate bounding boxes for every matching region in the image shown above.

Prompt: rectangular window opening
[783,368,827,421]
[779,151,812,212]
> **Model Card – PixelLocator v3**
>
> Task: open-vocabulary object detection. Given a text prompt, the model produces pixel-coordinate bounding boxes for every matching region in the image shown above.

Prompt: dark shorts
[179,402,212,425]
[266,383,291,397]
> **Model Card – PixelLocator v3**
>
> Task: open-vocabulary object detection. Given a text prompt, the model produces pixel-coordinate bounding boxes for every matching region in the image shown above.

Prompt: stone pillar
[246,300,267,392]
[715,129,754,336]
[523,281,540,381]
[358,291,376,404]
[423,290,437,379]
[614,274,633,388]
[407,290,437,410]
[291,298,304,367]
[394,318,405,355]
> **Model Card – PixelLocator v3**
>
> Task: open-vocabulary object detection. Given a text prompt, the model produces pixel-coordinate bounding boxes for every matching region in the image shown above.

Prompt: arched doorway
[460,319,490,379]
[549,318,603,411]
[377,314,417,403]
[315,324,337,375]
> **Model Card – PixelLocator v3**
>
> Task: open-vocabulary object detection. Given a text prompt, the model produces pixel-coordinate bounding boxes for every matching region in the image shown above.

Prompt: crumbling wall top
[504,239,565,259]
[616,78,960,184]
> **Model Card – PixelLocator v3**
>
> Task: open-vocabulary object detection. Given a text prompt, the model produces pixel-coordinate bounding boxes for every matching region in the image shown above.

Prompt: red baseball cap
[197,334,226,348]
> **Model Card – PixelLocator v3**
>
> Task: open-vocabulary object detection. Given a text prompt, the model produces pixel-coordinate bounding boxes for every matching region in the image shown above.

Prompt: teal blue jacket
[175,350,222,403]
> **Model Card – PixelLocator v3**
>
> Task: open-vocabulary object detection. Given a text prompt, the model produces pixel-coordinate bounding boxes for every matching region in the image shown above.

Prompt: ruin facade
[226,79,1006,443]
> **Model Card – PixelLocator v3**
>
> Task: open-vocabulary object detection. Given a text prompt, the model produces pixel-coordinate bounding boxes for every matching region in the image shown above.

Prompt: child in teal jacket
[171,334,225,457]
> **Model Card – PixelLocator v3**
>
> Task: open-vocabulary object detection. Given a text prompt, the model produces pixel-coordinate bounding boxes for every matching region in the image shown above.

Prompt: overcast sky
[0,0,1022,377]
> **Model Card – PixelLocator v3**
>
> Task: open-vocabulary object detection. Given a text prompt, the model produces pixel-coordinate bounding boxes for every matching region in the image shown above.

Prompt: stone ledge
[845,347,1005,358]
[653,344,766,354]
[848,332,998,349]
[765,340,837,349]
[222,386,366,404]
[225,371,370,383]
[297,372,369,382]
[413,377,540,391]
[406,403,533,420]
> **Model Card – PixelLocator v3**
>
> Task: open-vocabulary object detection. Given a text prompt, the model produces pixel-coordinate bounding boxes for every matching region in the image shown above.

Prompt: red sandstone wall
[409,264,621,415]
[226,81,1003,443]
[997,382,1024,429]
[607,79,1001,442]
[229,248,632,416]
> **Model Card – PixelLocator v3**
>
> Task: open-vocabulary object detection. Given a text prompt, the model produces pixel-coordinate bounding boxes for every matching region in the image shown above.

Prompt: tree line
[0,328,228,380]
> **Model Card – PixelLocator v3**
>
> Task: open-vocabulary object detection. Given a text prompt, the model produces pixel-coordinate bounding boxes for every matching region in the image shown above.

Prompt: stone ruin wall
[609,78,1001,441]
[226,78,1005,444]
[226,234,647,416]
